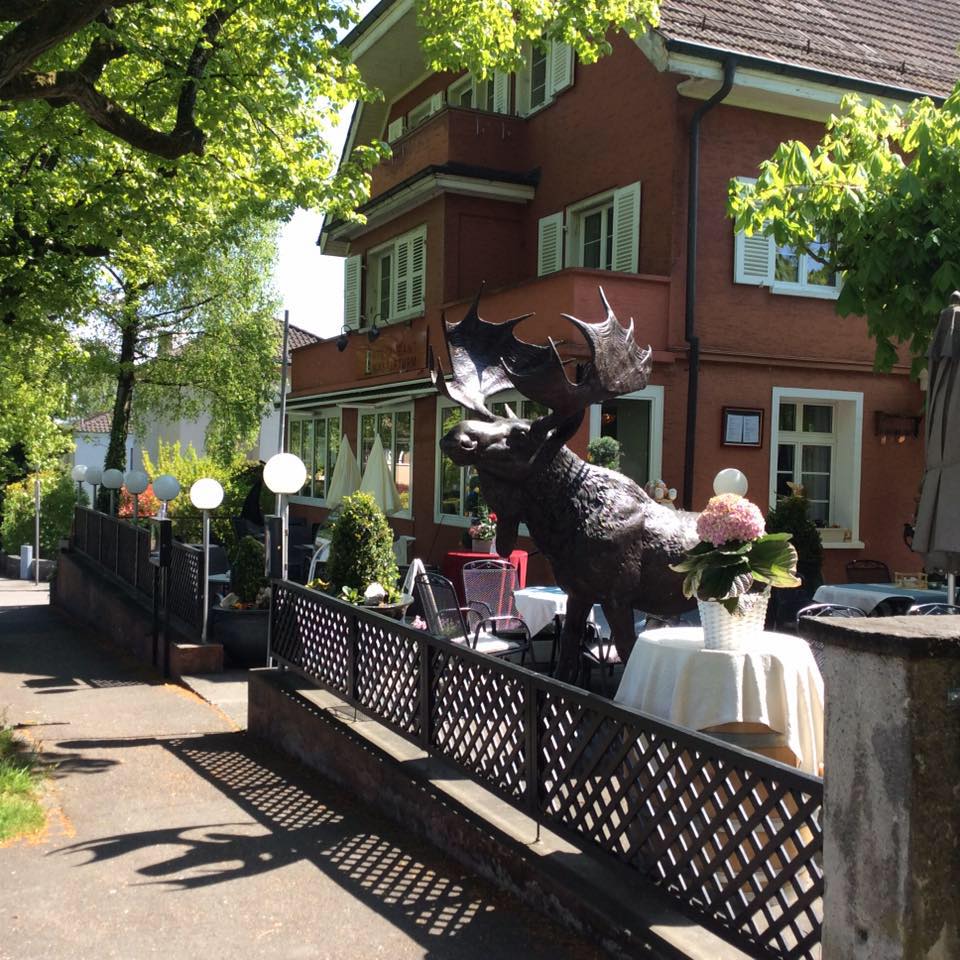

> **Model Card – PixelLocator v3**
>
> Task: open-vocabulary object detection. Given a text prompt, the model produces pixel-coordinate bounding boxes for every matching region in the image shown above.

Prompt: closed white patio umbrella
[324,435,361,511]
[359,434,401,515]
[913,292,960,603]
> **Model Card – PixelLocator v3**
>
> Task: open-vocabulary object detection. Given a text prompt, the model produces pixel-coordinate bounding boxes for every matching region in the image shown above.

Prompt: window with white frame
[358,406,413,515]
[288,410,341,500]
[448,73,505,112]
[344,225,426,329]
[734,178,841,299]
[769,388,863,542]
[517,39,574,116]
[538,182,641,277]
[587,386,664,490]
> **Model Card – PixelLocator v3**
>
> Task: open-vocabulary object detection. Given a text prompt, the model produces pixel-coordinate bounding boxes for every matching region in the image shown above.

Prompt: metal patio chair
[796,602,867,673]
[580,622,622,697]
[845,558,891,584]
[907,602,960,615]
[461,558,531,643]
[415,571,530,663]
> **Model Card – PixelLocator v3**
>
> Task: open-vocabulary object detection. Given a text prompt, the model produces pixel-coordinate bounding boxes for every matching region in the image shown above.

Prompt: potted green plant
[210,535,270,667]
[323,492,412,619]
[670,493,800,649]
[468,509,497,553]
[765,488,824,629]
[587,435,622,471]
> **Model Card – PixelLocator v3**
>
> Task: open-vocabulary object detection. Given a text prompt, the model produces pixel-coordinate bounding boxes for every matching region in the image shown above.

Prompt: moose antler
[430,287,651,421]
[502,288,652,419]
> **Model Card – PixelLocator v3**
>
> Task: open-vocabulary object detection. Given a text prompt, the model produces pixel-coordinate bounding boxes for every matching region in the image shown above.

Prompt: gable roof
[73,412,112,434]
[286,322,320,352]
[659,0,960,100]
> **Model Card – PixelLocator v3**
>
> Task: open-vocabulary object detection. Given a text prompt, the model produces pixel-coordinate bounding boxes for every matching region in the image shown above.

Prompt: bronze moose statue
[432,289,699,683]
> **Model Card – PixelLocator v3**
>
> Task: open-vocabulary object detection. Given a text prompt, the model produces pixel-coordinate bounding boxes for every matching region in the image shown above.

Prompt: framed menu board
[722,407,763,447]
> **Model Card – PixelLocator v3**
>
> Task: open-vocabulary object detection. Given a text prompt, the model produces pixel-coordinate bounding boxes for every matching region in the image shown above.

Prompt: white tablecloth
[512,586,610,638]
[614,627,824,774]
[812,582,948,614]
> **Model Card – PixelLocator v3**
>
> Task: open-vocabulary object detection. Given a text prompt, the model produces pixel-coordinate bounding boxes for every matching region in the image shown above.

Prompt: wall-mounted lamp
[368,323,381,343]
[336,326,351,352]
[875,412,921,445]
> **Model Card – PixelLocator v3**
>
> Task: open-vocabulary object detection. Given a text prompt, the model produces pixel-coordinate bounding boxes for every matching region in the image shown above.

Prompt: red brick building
[287,0,959,584]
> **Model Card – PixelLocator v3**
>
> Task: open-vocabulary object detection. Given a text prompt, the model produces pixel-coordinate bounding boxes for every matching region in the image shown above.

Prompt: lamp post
[102,468,124,515]
[124,470,149,522]
[71,464,87,503]
[85,465,102,511]
[190,478,224,643]
[713,468,749,498]
[33,466,40,586]
[263,453,307,580]
[153,474,180,521]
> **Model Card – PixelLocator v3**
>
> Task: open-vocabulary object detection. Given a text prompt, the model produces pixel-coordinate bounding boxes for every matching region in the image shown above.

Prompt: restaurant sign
[356,326,426,378]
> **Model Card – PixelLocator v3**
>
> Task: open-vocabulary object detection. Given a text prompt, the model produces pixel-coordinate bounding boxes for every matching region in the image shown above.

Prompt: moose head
[432,288,653,482]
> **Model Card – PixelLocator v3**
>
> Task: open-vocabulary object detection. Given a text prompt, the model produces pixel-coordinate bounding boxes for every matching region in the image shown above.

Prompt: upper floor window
[538,182,641,276]
[734,178,841,299]
[288,410,340,501]
[343,225,426,329]
[447,72,508,113]
[517,39,574,116]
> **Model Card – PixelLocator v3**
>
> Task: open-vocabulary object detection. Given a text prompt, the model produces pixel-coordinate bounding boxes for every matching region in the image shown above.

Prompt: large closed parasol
[358,434,401,515]
[913,291,960,603]
[324,435,361,511]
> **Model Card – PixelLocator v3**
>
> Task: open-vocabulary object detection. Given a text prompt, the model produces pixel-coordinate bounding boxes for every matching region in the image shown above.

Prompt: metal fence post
[347,608,358,702]
[114,516,120,576]
[524,674,539,823]
[419,639,432,750]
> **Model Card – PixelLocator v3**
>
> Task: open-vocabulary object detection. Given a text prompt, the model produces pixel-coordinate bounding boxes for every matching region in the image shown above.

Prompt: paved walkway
[0,580,602,960]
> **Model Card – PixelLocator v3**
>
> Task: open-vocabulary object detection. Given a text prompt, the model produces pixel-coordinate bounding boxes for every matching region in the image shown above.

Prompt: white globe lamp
[263,453,306,581]
[153,474,180,503]
[713,468,749,498]
[71,464,87,503]
[263,453,307,495]
[101,467,124,516]
[189,478,224,511]
[190,478,225,642]
[124,470,149,521]
[85,465,102,510]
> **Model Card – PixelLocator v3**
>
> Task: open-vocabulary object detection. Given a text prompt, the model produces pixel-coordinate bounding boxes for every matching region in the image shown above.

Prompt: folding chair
[907,602,960,615]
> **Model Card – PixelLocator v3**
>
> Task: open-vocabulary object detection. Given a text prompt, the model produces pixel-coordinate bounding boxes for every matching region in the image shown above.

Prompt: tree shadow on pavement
[54,731,601,960]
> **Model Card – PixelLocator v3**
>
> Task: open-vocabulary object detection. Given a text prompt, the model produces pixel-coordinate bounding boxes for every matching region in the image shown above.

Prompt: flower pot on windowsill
[472,538,495,554]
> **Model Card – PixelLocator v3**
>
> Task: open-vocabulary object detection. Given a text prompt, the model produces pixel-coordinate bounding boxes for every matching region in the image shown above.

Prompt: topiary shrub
[587,435,622,470]
[231,535,267,605]
[766,492,823,578]
[326,491,398,595]
[1,473,84,556]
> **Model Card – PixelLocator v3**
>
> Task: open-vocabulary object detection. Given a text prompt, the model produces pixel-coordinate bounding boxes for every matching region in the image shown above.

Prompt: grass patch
[0,722,46,842]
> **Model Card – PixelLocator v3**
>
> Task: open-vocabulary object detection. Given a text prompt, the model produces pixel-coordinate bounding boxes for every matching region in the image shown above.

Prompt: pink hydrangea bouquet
[670,493,800,614]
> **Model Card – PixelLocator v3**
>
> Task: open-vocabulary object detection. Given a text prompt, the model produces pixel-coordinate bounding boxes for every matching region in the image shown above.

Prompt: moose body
[435,292,698,682]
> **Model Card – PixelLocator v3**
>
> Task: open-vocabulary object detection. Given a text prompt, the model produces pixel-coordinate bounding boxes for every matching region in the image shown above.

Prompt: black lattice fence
[168,542,203,630]
[135,527,154,600]
[270,580,823,960]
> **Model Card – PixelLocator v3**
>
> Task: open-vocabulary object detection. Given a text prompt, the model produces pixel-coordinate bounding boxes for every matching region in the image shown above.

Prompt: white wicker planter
[697,589,770,650]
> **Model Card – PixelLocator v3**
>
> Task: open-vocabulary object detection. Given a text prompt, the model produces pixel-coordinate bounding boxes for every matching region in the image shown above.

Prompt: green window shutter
[343,254,362,329]
[611,182,641,273]
[548,41,574,96]
[394,235,410,315]
[538,212,564,276]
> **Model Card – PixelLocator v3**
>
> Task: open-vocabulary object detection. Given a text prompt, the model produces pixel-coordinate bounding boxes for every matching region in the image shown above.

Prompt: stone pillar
[802,615,960,959]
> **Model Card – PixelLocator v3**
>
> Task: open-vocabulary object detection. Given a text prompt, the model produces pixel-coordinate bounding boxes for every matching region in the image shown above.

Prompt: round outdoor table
[614,627,824,775]
[813,582,949,614]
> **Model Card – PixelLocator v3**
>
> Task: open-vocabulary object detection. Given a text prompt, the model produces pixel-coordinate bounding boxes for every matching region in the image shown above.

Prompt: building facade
[288,0,958,583]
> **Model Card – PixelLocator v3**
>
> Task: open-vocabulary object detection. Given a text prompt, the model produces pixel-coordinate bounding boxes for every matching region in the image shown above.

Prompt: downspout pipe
[682,57,737,510]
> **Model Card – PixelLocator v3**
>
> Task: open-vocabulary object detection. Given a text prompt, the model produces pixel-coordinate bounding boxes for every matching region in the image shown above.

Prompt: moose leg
[555,594,591,684]
[602,602,638,665]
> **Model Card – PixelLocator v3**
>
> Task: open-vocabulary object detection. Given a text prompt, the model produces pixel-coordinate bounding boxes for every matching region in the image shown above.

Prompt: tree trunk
[100,320,138,510]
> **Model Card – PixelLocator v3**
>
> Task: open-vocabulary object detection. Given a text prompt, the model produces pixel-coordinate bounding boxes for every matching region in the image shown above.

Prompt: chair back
[868,596,914,617]
[462,559,520,618]
[796,603,866,673]
[415,572,468,643]
[845,558,891,583]
[907,602,960,615]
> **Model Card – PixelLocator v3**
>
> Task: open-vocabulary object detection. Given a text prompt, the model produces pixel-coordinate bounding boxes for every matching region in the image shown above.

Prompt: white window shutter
[611,182,641,273]
[548,41,574,96]
[394,236,411,315]
[386,117,405,142]
[538,212,564,276]
[429,91,444,114]
[492,71,510,114]
[343,255,362,329]
[409,229,426,312]
[734,230,773,284]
